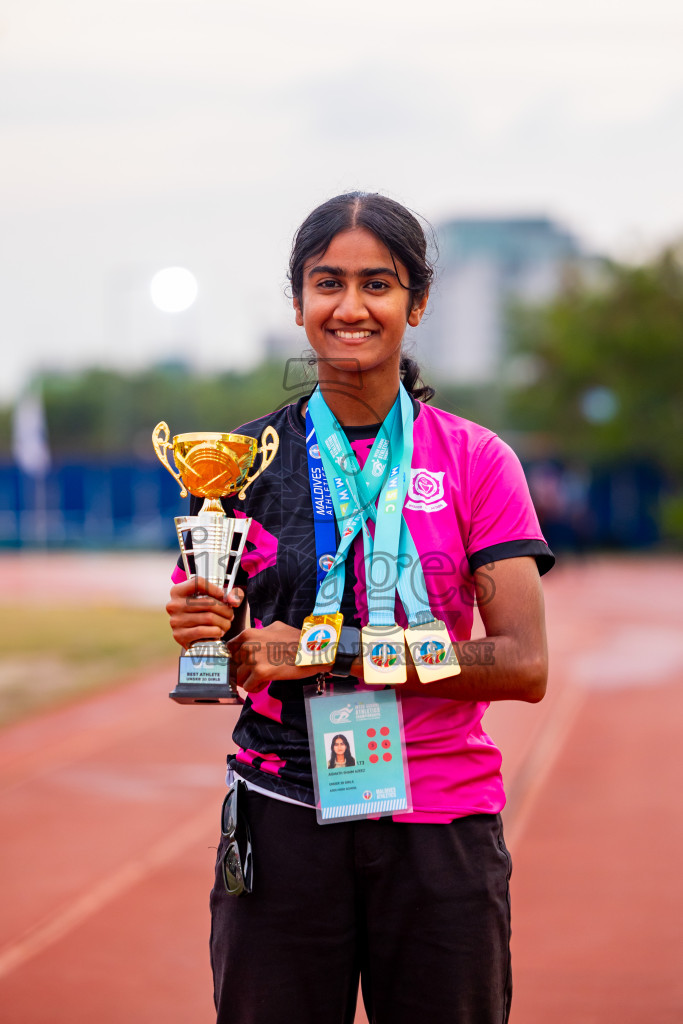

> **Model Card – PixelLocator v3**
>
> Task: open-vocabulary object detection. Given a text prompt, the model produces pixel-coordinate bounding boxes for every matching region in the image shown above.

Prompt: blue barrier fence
[0,458,665,552]
[0,461,183,549]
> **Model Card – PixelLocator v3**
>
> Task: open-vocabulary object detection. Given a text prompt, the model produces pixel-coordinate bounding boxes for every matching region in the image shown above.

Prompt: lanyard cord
[306,386,433,627]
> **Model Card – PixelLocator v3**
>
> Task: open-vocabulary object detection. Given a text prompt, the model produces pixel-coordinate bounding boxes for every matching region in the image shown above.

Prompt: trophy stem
[175,512,251,591]
[200,497,225,514]
[188,640,230,658]
[169,511,253,704]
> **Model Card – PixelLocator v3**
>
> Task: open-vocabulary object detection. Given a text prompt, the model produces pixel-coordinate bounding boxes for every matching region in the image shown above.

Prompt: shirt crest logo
[405,469,447,513]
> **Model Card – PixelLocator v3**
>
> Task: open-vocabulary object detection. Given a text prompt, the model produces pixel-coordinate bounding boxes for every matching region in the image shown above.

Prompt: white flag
[12,388,51,476]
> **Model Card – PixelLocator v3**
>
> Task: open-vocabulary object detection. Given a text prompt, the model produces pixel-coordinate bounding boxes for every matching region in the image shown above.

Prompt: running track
[1,555,682,1022]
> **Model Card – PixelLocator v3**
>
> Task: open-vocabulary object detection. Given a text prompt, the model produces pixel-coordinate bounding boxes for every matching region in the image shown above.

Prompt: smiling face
[293,227,428,393]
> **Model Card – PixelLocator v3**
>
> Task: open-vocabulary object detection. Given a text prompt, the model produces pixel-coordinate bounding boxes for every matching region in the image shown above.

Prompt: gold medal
[405,619,459,683]
[362,624,407,686]
[296,613,344,668]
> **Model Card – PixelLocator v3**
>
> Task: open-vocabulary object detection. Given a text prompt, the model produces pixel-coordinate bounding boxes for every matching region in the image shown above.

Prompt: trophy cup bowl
[153,421,279,705]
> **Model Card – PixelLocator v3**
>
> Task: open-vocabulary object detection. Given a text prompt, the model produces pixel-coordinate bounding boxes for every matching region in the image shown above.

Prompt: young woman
[166,192,554,1024]
[328,734,356,769]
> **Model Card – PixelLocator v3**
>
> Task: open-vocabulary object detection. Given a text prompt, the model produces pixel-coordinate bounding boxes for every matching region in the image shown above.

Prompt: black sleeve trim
[468,539,555,576]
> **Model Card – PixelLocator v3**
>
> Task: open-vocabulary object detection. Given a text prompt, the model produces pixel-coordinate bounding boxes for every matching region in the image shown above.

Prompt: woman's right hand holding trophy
[166,577,244,652]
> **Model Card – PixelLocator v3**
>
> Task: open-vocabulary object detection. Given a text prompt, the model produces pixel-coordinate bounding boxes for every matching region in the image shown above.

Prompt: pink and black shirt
[173,397,554,821]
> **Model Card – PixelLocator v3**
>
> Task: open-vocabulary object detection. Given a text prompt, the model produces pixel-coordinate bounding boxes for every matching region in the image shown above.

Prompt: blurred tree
[429,382,506,435]
[506,245,683,480]
[0,406,10,454]
[0,361,308,458]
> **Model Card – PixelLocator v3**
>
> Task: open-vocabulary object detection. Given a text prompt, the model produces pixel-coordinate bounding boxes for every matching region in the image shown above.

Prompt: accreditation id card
[304,683,412,824]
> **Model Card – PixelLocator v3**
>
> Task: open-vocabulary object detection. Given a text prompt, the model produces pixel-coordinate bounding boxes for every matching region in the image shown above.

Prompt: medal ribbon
[307,385,433,628]
[305,394,393,615]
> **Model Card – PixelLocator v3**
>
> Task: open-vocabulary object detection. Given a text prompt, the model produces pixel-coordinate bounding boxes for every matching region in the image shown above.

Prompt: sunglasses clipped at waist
[221,779,253,896]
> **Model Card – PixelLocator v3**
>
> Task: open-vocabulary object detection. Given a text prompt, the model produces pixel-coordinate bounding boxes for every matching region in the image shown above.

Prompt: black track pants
[210,790,512,1024]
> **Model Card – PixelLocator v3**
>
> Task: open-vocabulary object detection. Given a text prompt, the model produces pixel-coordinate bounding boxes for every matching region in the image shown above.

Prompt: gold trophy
[153,421,279,704]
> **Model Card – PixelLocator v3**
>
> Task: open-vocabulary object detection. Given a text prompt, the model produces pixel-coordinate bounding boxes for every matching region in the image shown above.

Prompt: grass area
[0,604,176,728]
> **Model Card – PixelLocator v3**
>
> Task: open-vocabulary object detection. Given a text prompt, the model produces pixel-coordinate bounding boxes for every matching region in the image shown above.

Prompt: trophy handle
[152,421,188,498]
[237,425,280,500]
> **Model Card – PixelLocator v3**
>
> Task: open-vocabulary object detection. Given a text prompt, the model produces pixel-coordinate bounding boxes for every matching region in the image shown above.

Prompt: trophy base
[169,682,243,705]
[171,648,243,706]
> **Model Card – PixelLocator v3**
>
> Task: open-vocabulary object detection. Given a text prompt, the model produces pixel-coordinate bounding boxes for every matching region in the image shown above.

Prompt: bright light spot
[580,386,619,424]
[150,267,198,313]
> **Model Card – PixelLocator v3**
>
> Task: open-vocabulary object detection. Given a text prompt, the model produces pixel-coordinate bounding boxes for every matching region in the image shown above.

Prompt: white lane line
[0,800,219,980]
[0,666,178,795]
[572,625,683,690]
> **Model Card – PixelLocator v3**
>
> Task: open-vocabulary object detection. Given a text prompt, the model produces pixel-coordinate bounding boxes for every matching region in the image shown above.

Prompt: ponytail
[400,355,434,403]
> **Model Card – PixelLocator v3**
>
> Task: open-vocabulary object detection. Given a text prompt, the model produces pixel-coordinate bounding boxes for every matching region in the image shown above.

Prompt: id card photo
[325,731,357,769]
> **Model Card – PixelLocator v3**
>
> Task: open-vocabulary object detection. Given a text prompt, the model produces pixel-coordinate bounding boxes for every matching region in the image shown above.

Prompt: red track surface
[1,556,682,1022]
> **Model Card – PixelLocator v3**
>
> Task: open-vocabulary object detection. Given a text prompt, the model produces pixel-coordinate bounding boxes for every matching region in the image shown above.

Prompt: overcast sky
[1,0,683,401]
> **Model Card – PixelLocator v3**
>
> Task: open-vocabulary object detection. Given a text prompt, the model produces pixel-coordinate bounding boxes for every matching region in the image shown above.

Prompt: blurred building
[419,216,582,383]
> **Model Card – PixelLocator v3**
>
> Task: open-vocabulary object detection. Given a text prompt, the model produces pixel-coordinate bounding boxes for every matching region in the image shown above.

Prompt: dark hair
[289,192,436,402]
[328,733,356,769]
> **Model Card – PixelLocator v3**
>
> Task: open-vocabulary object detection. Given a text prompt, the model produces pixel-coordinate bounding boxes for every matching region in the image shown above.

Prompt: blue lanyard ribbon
[305,414,338,596]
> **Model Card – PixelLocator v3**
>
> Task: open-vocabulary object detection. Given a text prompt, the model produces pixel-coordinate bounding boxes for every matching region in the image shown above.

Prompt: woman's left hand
[227,621,318,693]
